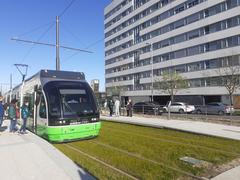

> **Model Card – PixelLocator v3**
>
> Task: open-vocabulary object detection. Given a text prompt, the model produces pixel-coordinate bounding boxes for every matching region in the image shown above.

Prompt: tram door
[36,95,47,136]
[25,92,36,132]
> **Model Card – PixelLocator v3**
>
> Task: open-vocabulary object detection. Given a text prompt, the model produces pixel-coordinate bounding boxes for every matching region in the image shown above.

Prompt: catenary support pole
[56,16,60,71]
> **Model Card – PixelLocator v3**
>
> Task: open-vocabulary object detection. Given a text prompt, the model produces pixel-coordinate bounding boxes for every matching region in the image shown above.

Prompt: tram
[4,70,101,143]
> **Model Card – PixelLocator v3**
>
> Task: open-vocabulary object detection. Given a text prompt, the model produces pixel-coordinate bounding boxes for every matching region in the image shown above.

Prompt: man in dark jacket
[0,96,4,127]
[108,99,114,116]
[8,99,17,132]
[19,100,29,134]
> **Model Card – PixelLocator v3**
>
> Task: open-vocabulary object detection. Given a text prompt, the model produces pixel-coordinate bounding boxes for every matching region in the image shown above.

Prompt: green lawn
[55,121,240,180]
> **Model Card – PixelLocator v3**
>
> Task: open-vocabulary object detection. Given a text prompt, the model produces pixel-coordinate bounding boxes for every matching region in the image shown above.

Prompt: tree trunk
[171,94,174,102]
[230,93,233,106]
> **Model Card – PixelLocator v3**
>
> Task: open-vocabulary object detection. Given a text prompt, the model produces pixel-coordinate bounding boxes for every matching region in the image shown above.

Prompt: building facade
[104,0,240,106]
[91,79,100,93]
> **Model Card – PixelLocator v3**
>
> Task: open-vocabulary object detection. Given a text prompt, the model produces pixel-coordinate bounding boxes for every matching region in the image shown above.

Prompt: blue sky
[0,0,111,92]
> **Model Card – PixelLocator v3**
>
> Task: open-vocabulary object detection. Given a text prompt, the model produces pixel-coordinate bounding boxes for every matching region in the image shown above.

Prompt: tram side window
[39,95,47,118]
[24,93,34,118]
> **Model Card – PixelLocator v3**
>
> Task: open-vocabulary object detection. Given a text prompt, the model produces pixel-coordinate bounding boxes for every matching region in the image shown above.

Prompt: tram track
[85,140,208,180]
[63,144,140,180]
[102,126,240,157]
[55,121,240,179]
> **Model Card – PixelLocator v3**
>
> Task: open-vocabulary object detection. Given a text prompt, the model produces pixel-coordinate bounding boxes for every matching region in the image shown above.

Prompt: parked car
[133,102,163,115]
[163,102,195,114]
[195,102,235,115]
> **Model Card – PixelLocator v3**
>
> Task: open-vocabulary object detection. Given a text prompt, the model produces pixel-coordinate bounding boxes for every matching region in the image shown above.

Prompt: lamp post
[133,49,141,91]
[146,42,154,102]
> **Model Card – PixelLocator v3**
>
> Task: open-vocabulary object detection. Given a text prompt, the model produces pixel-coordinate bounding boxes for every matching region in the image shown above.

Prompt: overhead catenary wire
[62,37,104,64]
[16,21,55,38]
[16,22,55,63]
[14,0,77,65]
[59,0,77,17]
[61,22,87,47]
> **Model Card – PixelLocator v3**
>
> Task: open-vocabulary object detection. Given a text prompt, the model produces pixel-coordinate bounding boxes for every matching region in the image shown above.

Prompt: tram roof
[39,70,85,80]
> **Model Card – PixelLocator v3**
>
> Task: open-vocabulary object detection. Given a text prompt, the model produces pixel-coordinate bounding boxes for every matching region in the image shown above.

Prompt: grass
[54,121,240,180]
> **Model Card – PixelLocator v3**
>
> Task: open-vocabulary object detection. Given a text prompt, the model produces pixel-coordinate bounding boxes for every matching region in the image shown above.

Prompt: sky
[0,0,111,93]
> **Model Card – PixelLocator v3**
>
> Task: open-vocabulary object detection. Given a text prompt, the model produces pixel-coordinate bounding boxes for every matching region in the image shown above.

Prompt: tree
[155,71,188,102]
[217,65,240,107]
[106,86,121,97]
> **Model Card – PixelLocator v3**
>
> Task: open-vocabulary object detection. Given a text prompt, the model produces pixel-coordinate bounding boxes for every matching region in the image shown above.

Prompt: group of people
[0,96,29,134]
[104,98,133,117]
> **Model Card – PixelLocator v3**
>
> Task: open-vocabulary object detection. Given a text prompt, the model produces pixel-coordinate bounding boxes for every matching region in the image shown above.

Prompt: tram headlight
[91,118,98,122]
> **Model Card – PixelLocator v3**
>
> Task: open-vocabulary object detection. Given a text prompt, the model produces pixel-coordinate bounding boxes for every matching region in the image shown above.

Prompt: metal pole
[10,74,12,103]
[151,43,154,102]
[56,16,60,71]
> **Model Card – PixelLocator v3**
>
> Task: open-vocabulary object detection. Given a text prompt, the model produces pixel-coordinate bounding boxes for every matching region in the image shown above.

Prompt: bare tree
[155,71,188,102]
[106,86,121,97]
[217,65,240,107]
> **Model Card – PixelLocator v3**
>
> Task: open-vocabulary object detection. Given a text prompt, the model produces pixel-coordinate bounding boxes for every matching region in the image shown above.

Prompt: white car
[163,102,195,114]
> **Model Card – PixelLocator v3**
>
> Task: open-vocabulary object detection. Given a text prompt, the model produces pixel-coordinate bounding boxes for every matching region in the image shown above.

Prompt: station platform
[0,120,95,180]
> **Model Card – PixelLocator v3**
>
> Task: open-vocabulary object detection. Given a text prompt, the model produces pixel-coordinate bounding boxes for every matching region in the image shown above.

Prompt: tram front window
[60,89,93,117]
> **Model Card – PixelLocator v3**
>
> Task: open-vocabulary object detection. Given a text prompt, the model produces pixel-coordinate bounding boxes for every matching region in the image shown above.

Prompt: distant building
[104,0,240,107]
[91,79,100,93]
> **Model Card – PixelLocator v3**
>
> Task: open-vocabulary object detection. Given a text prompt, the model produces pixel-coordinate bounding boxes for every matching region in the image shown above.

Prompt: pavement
[101,115,240,141]
[101,115,240,180]
[0,120,95,180]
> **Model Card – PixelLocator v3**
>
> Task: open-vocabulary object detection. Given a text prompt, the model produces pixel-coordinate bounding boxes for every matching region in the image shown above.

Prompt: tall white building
[104,0,240,106]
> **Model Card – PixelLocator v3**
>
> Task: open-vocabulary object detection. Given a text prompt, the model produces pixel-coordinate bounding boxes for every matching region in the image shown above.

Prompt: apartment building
[104,0,240,106]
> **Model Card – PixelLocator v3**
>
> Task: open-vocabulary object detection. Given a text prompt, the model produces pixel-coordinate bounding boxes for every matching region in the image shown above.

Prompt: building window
[188,0,199,8]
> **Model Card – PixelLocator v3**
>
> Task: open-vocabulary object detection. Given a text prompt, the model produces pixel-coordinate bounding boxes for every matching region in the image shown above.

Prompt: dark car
[195,102,235,115]
[133,102,163,115]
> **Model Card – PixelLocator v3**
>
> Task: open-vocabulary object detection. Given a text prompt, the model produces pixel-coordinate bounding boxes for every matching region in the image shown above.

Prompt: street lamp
[146,42,154,102]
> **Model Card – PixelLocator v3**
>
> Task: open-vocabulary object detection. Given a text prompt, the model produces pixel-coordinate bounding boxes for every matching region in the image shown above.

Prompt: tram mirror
[34,85,42,93]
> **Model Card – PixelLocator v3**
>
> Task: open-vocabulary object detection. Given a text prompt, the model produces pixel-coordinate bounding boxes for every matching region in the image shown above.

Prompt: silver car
[195,102,235,115]
[163,102,195,114]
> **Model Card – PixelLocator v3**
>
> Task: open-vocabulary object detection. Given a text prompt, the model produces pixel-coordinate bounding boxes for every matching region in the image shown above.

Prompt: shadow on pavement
[0,126,7,132]
[75,162,96,180]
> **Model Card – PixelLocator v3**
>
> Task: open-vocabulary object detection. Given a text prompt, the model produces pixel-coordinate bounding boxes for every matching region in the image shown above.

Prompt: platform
[0,120,95,180]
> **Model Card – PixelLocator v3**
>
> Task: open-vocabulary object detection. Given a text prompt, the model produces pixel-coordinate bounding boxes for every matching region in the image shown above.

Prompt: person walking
[126,99,133,117]
[0,96,4,127]
[108,99,114,116]
[114,98,120,116]
[8,99,17,132]
[19,100,29,134]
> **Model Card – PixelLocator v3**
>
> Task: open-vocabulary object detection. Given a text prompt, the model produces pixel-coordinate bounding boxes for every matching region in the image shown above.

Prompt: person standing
[108,99,114,116]
[19,100,29,134]
[104,100,108,115]
[126,99,133,117]
[8,99,17,132]
[114,98,120,116]
[0,96,4,127]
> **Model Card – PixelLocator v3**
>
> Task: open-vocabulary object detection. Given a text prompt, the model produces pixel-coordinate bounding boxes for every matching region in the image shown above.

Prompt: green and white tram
[5,70,101,142]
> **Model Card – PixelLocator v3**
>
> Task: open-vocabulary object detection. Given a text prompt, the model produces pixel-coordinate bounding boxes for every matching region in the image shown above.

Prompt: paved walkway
[101,115,240,140]
[0,120,95,180]
[101,115,240,180]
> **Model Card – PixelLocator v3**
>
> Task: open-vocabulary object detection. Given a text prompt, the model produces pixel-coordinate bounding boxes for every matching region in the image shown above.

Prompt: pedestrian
[108,99,114,116]
[0,96,4,127]
[104,100,108,115]
[8,99,18,132]
[126,99,133,117]
[19,100,29,134]
[114,98,120,116]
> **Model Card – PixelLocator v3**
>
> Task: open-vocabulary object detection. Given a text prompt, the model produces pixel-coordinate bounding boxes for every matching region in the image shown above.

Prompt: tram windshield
[43,81,98,126]
[60,89,94,116]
